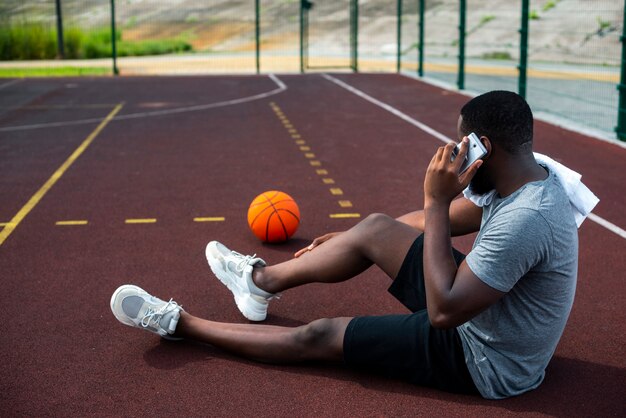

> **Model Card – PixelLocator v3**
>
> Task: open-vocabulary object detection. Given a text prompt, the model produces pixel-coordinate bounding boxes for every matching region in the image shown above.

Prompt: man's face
[457,115,494,195]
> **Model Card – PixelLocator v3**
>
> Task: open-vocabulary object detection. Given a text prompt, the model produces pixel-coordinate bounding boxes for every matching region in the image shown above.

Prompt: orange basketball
[247,191,300,243]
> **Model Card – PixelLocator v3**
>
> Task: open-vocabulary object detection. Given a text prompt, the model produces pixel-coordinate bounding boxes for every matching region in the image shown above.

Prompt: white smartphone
[451,132,487,174]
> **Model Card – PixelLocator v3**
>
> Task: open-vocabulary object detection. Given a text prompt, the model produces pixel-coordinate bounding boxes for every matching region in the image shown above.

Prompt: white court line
[587,214,626,239]
[322,73,625,240]
[0,79,22,90]
[0,74,287,132]
[321,73,453,145]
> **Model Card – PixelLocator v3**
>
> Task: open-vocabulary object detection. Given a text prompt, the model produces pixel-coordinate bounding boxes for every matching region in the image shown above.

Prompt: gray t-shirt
[458,167,578,399]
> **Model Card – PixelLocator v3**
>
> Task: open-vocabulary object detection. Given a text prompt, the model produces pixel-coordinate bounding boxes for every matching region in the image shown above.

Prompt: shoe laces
[230,250,280,300]
[141,299,179,329]
[232,251,257,272]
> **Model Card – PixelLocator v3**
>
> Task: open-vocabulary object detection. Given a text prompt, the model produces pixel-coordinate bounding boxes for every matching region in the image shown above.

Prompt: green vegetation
[479,15,495,26]
[542,0,560,13]
[466,14,495,37]
[0,66,111,77]
[0,23,192,61]
[481,51,512,60]
[0,23,56,60]
[529,9,540,20]
[596,17,612,32]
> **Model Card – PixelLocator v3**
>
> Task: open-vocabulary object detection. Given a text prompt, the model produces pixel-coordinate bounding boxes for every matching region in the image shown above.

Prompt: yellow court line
[0,103,123,247]
[125,218,157,224]
[329,213,361,219]
[268,102,360,221]
[408,62,620,83]
[193,217,226,222]
[56,220,88,226]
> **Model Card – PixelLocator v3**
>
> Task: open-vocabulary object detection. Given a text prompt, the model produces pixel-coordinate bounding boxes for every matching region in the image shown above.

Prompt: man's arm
[396,197,482,236]
[422,140,504,329]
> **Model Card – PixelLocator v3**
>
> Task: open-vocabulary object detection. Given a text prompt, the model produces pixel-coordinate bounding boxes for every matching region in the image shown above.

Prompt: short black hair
[460,90,533,154]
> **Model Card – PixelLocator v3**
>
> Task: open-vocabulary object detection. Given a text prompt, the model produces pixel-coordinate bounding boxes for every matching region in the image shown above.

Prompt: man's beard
[468,167,494,195]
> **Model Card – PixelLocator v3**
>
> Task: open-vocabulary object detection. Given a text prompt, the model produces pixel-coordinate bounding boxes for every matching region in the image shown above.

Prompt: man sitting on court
[111,91,580,399]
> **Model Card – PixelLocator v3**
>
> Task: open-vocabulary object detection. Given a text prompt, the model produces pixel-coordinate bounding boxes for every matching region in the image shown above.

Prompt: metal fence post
[418,0,425,77]
[397,0,402,72]
[457,0,466,89]
[255,0,260,74]
[300,1,306,73]
[55,0,65,59]
[110,0,119,75]
[350,0,359,72]
[616,1,626,141]
[518,0,530,98]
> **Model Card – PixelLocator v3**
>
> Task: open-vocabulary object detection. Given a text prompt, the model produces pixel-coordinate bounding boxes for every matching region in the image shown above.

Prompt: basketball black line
[249,198,295,210]
[276,208,300,223]
[262,193,292,239]
[249,191,282,209]
[250,204,276,230]
[273,210,289,241]
[265,210,287,242]
[267,190,282,203]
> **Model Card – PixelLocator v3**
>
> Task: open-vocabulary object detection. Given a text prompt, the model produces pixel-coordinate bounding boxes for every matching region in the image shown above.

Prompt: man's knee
[358,213,396,234]
[293,318,347,361]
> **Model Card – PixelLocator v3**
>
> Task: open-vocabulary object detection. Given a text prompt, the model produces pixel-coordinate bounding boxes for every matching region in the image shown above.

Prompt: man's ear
[480,136,492,159]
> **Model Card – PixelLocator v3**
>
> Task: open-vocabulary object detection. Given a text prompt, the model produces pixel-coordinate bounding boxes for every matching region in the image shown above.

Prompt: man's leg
[175,311,351,363]
[254,213,420,294]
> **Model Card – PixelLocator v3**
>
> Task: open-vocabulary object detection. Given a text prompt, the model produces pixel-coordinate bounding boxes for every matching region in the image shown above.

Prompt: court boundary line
[587,214,626,239]
[0,74,286,132]
[321,73,624,239]
[0,103,123,247]
[0,79,22,90]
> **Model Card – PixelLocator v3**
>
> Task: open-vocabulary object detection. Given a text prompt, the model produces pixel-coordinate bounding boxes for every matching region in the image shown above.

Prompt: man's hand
[424,138,482,207]
[294,232,342,258]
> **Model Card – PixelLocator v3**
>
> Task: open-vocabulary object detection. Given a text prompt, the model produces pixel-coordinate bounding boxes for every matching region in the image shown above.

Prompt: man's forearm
[423,202,459,326]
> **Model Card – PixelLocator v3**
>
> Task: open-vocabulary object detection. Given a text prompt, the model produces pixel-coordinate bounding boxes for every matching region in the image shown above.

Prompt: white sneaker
[110,285,183,340]
[205,241,276,321]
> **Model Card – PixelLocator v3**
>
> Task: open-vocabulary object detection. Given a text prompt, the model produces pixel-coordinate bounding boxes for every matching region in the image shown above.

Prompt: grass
[479,15,495,26]
[542,0,560,12]
[0,66,111,77]
[481,51,512,60]
[0,23,192,61]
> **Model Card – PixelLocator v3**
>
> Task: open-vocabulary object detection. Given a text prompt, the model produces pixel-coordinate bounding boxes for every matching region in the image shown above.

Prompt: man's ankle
[251,267,275,295]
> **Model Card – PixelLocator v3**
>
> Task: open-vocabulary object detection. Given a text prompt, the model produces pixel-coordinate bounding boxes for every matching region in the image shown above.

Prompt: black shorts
[343,235,479,395]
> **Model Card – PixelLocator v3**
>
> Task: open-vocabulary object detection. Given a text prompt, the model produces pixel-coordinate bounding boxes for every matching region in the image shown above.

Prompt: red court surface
[0,74,624,417]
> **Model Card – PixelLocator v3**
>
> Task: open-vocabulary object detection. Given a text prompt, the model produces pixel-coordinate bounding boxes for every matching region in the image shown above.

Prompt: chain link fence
[1,0,624,140]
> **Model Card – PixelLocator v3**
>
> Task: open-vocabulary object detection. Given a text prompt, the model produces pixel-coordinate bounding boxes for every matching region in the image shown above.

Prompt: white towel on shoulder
[462,152,599,227]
